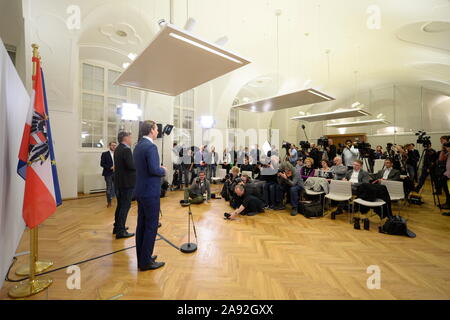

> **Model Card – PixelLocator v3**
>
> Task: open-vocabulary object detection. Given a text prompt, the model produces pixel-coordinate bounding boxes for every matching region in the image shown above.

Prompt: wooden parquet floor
[1,182,450,300]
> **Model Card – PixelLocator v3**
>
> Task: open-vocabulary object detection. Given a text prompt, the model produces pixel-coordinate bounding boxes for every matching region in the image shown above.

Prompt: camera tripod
[416,148,441,209]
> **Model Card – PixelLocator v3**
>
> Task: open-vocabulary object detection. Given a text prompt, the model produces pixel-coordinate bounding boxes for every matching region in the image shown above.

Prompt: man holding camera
[184,170,211,204]
[342,140,359,170]
[275,162,305,216]
[226,184,265,220]
[326,138,337,162]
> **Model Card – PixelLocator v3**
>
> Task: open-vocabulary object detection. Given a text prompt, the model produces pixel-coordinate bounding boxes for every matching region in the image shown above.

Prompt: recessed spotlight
[128,53,137,61]
[116,30,127,37]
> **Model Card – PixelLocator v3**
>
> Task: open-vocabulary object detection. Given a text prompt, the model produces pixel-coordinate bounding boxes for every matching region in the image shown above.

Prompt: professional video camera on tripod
[415,130,441,207]
[356,141,374,172]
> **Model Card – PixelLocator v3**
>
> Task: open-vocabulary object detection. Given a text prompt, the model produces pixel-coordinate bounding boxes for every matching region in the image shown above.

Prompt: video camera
[317,137,329,148]
[356,141,373,158]
[416,131,431,147]
[282,141,292,151]
[299,141,310,150]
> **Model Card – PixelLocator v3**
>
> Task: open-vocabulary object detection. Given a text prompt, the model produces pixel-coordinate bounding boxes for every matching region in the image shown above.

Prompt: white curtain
[0,39,29,288]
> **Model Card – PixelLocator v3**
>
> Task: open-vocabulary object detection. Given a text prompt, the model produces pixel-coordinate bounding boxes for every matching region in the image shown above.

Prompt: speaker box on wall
[157,123,163,138]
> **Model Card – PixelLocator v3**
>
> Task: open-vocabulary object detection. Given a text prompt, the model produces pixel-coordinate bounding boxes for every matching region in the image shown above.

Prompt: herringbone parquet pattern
[1,182,450,300]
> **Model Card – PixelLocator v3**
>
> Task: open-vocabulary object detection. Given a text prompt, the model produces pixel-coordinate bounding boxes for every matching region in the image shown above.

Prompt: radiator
[83,173,106,194]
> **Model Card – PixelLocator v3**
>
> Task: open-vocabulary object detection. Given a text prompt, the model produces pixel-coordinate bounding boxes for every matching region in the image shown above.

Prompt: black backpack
[298,201,323,218]
[379,215,416,238]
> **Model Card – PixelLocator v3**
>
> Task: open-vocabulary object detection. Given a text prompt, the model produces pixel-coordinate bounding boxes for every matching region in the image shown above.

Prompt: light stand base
[15,260,53,276]
[180,243,197,253]
[8,276,53,299]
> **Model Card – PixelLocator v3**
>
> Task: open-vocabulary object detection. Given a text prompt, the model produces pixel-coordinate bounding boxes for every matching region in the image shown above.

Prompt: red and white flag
[17,57,61,229]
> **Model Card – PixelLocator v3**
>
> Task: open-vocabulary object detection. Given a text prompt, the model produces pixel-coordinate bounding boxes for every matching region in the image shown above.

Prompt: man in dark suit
[372,158,401,183]
[113,132,136,239]
[101,142,117,207]
[332,160,370,218]
[133,121,166,271]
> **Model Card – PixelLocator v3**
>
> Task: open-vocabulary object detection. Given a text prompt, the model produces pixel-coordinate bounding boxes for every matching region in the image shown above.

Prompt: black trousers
[114,187,133,233]
[136,196,160,268]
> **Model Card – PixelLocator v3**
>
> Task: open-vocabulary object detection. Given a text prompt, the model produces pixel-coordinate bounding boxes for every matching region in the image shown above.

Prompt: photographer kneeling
[275,162,305,216]
[226,184,265,220]
[183,170,211,204]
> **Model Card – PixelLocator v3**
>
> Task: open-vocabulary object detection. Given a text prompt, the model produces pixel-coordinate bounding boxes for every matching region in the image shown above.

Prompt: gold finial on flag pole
[8,44,53,299]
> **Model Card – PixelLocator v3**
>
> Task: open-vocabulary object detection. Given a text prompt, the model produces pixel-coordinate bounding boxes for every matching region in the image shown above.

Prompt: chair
[211,168,226,184]
[381,180,405,216]
[373,159,385,173]
[241,170,253,179]
[323,180,352,222]
[352,198,386,227]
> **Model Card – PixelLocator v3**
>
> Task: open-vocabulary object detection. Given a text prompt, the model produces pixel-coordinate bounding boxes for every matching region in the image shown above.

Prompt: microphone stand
[180,203,198,253]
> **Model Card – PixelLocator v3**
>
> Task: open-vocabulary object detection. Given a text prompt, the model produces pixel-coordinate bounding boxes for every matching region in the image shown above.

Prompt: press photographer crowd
[101,131,450,239]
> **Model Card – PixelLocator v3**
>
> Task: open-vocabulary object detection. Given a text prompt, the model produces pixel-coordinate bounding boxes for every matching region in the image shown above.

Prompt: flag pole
[8,44,53,299]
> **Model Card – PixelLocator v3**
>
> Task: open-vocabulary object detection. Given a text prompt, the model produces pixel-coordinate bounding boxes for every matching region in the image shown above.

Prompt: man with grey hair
[330,156,348,180]
[275,161,304,216]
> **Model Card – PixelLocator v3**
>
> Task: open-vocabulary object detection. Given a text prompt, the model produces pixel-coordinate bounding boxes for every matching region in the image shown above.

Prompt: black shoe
[115,231,135,239]
[291,208,298,216]
[363,218,370,230]
[139,261,165,271]
[353,217,361,230]
[273,205,286,211]
[151,255,157,261]
[442,212,450,216]
[112,227,129,234]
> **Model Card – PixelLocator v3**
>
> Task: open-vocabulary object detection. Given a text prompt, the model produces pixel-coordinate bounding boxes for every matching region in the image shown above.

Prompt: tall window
[80,63,142,148]
[173,89,195,146]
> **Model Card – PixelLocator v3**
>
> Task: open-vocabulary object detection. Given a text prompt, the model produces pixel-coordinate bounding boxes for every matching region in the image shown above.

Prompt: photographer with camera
[405,143,420,183]
[288,144,298,165]
[225,184,265,220]
[440,141,450,213]
[183,170,211,205]
[220,166,240,201]
[342,140,359,170]
[384,143,395,159]
[374,145,384,160]
[326,138,337,162]
[273,161,305,216]
[436,136,450,197]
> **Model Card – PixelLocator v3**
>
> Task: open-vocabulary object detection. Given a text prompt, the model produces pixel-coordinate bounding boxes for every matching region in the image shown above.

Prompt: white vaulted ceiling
[26,0,450,111]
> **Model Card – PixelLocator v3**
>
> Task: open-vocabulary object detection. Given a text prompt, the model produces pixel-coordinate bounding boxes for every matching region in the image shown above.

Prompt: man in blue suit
[133,120,167,271]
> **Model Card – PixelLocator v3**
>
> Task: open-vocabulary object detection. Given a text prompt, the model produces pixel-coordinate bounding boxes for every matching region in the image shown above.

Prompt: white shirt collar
[143,136,153,143]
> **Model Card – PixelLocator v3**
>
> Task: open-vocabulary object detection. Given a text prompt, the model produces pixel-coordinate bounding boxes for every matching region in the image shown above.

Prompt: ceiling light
[116,30,127,37]
[118,103,142,121]
[291,108,371,122]
[122,62,130,69]
[325,119,391,128]
[127,53,137,61]
[169,32,243,64]
[308,90,333,101]
[200,116,215,128]
[234,88,334,112]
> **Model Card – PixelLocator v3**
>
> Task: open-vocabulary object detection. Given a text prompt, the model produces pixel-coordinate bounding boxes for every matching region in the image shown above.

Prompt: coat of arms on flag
[17,56,62,229]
